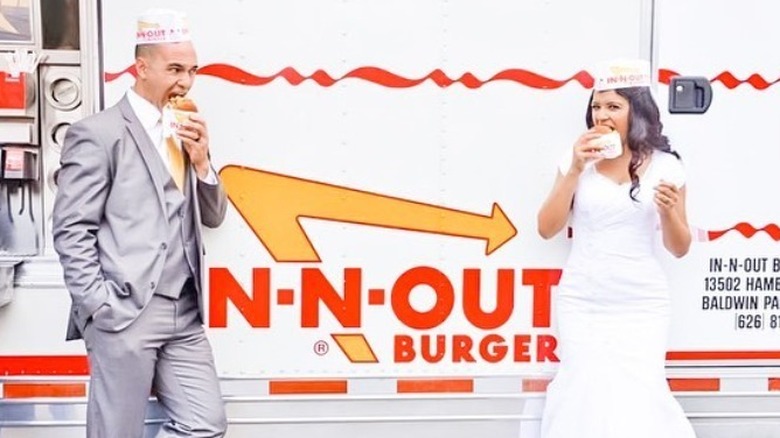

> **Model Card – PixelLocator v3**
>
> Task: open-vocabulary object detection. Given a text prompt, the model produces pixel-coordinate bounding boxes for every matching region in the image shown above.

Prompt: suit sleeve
[197,171,228,228]
[52,122,111,319]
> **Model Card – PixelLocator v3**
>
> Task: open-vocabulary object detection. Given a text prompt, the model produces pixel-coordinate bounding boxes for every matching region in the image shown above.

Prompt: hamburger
[169,95,198,112]
[591,125,622,159]
[164,96,199,144]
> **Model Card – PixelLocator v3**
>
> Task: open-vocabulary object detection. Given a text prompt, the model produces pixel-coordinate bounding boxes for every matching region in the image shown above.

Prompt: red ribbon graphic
[106,64,593,89]
[106,64,778,90]
[660,69,780,90]
[707,223,780,241]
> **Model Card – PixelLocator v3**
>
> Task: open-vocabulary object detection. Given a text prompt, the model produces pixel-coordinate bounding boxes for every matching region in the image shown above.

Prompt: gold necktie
[166,136,186,191]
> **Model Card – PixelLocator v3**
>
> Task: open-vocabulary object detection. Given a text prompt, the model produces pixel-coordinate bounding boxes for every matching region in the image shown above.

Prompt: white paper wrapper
[162,106,195,147]
[590,131,623,159]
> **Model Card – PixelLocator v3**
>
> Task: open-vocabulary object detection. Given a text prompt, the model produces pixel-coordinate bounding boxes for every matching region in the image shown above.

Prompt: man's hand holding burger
[170,96,212,180]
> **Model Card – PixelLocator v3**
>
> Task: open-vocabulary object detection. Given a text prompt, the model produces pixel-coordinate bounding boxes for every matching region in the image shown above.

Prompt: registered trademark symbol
[314,340,329,356]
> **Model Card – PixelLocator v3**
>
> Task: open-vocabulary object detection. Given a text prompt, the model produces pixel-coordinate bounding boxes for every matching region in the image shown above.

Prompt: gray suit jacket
[53,96,227,340]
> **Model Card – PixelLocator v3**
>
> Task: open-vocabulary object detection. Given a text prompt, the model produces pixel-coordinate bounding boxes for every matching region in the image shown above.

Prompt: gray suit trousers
[83,289,227,437]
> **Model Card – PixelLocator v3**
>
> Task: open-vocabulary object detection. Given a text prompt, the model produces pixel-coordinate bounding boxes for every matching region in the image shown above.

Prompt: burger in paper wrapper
[163,96,198,146]
[170,96,197,112]
[590,125,623,159]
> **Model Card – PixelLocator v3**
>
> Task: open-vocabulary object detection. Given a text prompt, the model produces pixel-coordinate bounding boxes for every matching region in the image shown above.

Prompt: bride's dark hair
[585,87,679,201]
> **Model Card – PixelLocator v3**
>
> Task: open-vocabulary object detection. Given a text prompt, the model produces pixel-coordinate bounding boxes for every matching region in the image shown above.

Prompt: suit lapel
[118,97,167,214]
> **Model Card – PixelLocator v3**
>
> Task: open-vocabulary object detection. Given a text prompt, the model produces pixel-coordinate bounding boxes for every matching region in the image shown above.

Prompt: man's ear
[135,57,148,79]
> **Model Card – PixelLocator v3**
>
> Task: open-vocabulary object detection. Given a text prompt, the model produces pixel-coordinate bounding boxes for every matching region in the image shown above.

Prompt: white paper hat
[136,9,191,45]
[593,59,651,91]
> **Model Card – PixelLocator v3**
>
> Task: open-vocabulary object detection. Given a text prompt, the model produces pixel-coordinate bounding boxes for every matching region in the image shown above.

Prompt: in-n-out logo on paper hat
[136,9,191,45]
[593,59,651,91]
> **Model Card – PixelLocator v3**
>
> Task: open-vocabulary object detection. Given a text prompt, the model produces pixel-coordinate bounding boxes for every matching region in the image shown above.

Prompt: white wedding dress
[539,150,696,438]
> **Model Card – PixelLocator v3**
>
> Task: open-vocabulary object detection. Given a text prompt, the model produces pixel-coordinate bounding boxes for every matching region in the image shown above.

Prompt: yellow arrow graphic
[219,165,518,262]
[331,334,379,363]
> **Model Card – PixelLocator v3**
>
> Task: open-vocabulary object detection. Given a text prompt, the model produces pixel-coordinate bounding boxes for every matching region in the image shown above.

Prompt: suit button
[150,281,156,289]
[161,243,167,250]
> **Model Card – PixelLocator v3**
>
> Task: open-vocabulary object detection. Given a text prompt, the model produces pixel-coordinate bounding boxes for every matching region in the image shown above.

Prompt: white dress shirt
[125,88,217,185]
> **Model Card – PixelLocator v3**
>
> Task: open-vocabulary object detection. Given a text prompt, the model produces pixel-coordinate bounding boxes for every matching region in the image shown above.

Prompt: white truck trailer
[1,0,779,436]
